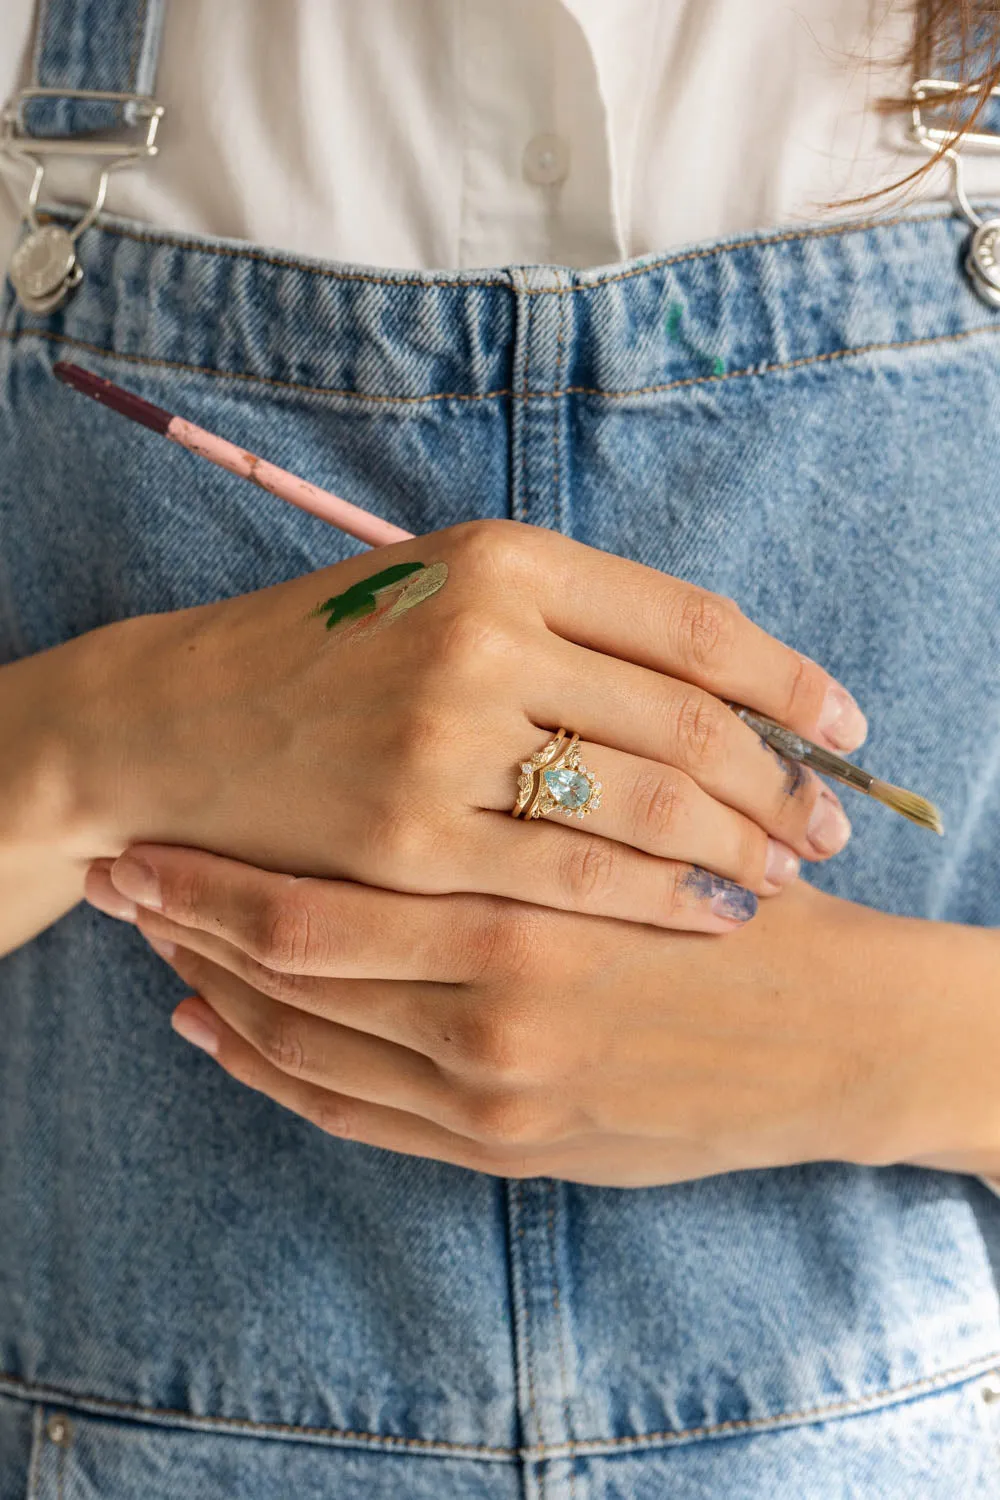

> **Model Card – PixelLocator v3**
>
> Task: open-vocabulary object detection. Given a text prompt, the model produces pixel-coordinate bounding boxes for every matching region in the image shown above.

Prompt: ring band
[512,729,603,820]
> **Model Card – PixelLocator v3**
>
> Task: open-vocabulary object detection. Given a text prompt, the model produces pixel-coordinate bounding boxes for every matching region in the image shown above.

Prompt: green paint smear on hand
[311,560,425,629]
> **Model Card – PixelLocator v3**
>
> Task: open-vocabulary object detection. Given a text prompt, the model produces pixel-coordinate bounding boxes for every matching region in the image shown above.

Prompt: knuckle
[677,590,738,671]
[248,960,311,1006]
[673,691,724,770]
[248,893,315,973]
[560,836,619,908]
[364,804,430,884]
[631,768,682,842]
[449,517,529,577]
[458,900,542,982]
[451,1005,533,1084]
[260,1011,307,1075]
[464,1089,552,1150]
[778,650,824,723]
[310,1093,356,1141]
[432,606,515,677]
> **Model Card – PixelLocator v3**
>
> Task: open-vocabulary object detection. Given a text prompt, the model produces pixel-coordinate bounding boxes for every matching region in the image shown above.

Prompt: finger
[521,640,853,862]
[133,908,469,1059]
[496,739,802,895]
[449,813,759,931]
[170,994,518,1175]
[523,531,867,752]
[84,859,140,922]
[100,844,535,982]
[161,944,490,1137]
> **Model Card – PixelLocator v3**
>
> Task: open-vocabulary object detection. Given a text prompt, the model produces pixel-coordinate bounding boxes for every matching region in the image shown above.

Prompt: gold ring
[512,729,603,820]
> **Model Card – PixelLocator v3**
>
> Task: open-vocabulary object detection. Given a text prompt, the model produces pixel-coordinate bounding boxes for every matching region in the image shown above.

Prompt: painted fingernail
[145,932,176,962]
[171,999,219,1056]
[818,685,868,752]
[763,838,801,892]
[808,789,852,855]
[682,867,758,924]
[110,854,162,909]
[711,880,758,923]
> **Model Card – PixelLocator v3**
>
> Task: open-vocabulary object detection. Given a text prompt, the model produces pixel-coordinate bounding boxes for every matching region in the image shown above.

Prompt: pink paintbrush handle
[169,416,414,548]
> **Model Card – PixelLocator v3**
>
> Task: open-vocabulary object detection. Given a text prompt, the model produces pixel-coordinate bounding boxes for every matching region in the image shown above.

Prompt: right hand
[69,519,864,933]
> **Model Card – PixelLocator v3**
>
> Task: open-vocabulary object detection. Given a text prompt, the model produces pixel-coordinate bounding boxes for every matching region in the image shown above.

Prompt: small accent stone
[544,768,591,810]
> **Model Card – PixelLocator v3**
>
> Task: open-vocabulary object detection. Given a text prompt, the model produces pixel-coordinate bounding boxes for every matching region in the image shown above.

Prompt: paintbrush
[52,361,410,548]
[52,360,945,836]
[726,704,944,835]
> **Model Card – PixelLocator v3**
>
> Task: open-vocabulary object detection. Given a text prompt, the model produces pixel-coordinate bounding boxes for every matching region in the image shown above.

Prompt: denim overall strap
[21,0,167,138]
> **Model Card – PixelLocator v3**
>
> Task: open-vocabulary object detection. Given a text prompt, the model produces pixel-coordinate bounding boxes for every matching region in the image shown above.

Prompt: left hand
[84,845,968,1187]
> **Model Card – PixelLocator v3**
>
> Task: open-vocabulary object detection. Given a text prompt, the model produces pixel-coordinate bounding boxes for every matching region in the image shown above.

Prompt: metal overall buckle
[0,87,164,313]
[909,78,1000,308]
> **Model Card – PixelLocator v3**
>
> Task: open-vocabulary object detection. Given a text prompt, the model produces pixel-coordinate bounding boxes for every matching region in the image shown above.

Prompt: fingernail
[682,867,758,925]
[818,685,868,752]
[86,883,138,923]
[711,881,758,923]
[110,854,162,909]
[145,932,176,962]
[171,999,219,1056]
[808,789,852,855]
[762,838,801,893]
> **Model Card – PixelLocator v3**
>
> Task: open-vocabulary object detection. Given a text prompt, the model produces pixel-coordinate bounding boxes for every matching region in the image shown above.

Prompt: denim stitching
[26,1403,43,1500]
[547,1180,576,1498]
[0,328,512,403]
[41,205,964,293]
[4,319,999,408]
[3,1352,1000,1457]
[553,279,567,536]
[517,285,533,523]
[516,1180,546,1495]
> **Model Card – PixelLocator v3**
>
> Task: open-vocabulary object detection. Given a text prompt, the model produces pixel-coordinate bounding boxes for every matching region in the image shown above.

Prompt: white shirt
[2,0,999,275]
[3,1,999,1200]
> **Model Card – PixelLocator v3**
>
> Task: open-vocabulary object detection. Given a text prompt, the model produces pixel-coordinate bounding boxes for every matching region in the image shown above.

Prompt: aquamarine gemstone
[544,768,591,809]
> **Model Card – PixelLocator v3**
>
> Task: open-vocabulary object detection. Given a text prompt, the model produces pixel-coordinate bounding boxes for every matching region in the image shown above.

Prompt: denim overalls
[3,2,1000,1495]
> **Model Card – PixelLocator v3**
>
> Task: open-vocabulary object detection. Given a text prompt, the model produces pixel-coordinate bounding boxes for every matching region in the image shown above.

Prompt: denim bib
[2,3,1000,1495]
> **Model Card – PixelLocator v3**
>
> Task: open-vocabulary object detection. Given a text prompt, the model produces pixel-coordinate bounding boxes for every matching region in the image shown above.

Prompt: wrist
[1,620,143,862]
[0,633,101,857]
[837,904,1000,1174]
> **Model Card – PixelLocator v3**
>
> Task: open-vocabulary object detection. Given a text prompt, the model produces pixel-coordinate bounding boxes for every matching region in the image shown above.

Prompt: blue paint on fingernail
[681,867,758,922]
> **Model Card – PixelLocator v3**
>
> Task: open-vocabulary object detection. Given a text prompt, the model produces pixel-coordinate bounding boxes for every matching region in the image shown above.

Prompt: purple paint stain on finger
[759,735,808,797]
[681,867,758,923]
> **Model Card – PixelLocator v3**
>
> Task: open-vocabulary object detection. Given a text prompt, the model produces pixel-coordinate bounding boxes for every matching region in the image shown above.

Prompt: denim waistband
[4,197,1000,405]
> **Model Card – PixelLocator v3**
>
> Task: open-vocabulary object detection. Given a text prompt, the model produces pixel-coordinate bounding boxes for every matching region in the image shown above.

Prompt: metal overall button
[8,221,82,312]
[0,87,164,314]
[966,219,1000,308]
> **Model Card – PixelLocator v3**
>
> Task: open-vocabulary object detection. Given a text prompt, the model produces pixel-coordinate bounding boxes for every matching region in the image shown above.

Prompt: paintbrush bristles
[867,778,945,835]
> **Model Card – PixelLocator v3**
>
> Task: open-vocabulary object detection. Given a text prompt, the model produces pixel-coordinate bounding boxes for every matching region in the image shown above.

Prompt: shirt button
[522,133,570,186]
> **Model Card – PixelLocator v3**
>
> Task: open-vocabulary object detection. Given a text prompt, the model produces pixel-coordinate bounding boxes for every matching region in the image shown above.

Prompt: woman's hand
[81,841,946,1189]
[72,520,863,933]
